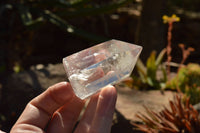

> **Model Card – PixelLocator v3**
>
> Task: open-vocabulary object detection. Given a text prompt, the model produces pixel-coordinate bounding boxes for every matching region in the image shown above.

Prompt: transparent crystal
[63,39,142,99]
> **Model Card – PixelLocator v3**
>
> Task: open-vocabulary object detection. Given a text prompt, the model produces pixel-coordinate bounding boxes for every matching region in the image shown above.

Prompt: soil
[0,63,176,132]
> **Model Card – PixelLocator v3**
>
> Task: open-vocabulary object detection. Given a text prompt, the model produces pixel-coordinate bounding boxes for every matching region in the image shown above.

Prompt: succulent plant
[132,49,167,90]
[133,94,200,133]
[166,63,200,105]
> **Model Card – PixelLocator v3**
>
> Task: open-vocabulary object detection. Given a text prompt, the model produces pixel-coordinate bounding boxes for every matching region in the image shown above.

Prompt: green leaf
[147,77,154,86]
[161,65,167,82]
[136,58,147,83]
[146,51,157,81]
[160,82,166,89]
[147,51,156,69]
[41,10,108,42]
[17,4,33,26]
[136,58,147,75]
[156,48,166,66]
[13,64,21,73]
[55,0,133,18]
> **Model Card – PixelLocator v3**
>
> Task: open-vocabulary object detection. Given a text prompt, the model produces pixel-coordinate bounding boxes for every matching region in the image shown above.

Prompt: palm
[10,82,117,133]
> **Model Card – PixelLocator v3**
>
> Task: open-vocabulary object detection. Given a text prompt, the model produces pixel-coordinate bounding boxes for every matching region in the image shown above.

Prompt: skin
[10,82,117,133]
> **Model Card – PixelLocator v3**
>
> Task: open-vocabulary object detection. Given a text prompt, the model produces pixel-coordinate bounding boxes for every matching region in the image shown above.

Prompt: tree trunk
[136,0,166,61]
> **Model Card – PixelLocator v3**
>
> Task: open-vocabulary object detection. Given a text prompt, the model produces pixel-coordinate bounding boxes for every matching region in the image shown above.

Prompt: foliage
[0,0,132,72]
[131,13,197,99]
[0,0,132,42]
[133,94,200,133]
[132,49,167,90]
[131,14,180,90]
[166,63,200,105]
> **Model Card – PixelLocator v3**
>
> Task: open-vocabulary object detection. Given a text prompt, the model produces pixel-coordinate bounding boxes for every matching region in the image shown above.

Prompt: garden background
[0,0,200,132]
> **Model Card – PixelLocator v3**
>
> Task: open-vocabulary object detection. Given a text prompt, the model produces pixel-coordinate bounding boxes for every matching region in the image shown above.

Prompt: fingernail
[99,85,117,107]
[101,85,116,98]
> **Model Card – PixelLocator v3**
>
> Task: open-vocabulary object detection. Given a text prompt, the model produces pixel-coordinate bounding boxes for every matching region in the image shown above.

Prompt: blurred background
[0,0,200,132]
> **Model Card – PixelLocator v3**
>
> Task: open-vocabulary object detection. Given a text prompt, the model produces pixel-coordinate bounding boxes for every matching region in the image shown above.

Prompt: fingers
[10,82,117,133]
[46,96,85,133]
[74,93,100,133]
[75,85,117,133]
[90,86,117,133]
[11,82,74,132]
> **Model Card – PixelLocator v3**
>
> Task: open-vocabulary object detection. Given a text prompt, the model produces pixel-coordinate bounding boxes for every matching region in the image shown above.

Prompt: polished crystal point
[63,39,142,99]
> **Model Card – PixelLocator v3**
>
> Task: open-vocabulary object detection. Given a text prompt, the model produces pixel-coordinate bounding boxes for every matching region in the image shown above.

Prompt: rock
[4,64,176,121]
[1,63,176,132]
[0,63,68,131]
[115,85,176,122]
[193,103,200,113]
[6,63,67,92]
[2,64,67,119]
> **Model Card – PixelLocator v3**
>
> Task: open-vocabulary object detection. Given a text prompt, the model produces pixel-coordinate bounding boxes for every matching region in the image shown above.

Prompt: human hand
[10,82,117,133]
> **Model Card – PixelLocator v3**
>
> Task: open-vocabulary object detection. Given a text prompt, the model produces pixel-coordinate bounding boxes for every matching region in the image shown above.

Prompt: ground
[0,63,176,132]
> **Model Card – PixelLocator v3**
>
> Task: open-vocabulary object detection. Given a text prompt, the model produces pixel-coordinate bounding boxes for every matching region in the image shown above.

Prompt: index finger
[11,82,74,131]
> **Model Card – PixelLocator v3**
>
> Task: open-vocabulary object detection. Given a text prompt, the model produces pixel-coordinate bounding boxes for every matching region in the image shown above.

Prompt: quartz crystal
[63,39,142,99]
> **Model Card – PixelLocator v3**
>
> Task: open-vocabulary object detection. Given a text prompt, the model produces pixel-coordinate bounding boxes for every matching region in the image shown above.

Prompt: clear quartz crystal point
[63,39,142,99]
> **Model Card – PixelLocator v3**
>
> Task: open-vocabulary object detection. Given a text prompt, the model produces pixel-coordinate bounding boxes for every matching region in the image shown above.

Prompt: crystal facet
[63,39,142,99]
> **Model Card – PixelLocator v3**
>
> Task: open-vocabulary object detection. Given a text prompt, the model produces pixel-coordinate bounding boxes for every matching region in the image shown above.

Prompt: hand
[10,82,117,133]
